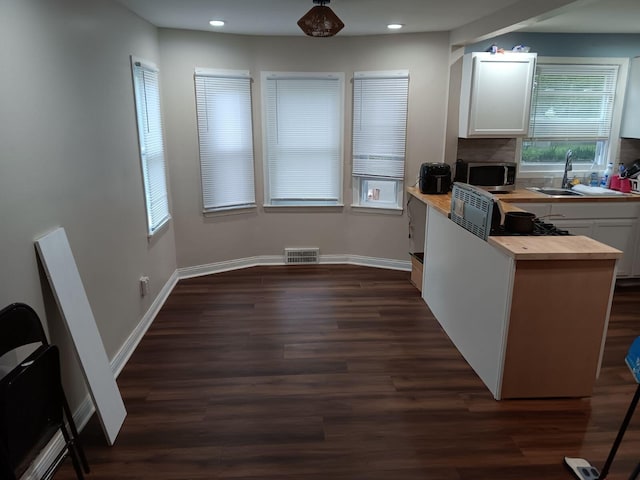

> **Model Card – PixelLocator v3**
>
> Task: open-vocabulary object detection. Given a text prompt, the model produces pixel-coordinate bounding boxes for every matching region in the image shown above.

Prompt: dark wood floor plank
[53,265,640,480]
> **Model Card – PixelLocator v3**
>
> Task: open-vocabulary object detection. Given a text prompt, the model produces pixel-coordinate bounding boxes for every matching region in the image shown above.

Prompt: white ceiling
[115,0,640,40]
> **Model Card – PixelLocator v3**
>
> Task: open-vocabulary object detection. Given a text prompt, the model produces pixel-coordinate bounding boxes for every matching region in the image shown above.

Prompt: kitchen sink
[528,187,585,197]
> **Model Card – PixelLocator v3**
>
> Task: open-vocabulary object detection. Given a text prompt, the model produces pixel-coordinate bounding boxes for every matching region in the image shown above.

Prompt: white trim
[111,270,179,377]
[597,259,619,378]
[263,204,345,209]
[178,255,411,279]
[203,204,257,215]
[325,255,411,271]
[354,70,409,79]
[19,395,94,480]
[261,71,345,207]
[130,55,158,72]
[519,56,629,175]
[350,205,404,215]
[22,255,410,479]
[179,255,283,279]
[494,260,517,401]
[264,71,343,80]
[194,68,250,79]
[21,269,180,480]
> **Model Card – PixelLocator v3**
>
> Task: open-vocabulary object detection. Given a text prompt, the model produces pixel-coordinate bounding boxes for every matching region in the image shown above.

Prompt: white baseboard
[21,270,180,480]
[323,254,411,271]
[111,270,179,377]
[19,394,94,480]
[178,254,410,278]
[178,255,283,279]
[22,256,408,479]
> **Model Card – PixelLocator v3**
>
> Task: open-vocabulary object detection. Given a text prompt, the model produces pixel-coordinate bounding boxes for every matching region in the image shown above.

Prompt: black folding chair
[0,302,90,480]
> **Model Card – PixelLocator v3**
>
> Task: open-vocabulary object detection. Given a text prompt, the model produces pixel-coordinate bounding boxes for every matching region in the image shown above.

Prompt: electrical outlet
[139,276,149,297]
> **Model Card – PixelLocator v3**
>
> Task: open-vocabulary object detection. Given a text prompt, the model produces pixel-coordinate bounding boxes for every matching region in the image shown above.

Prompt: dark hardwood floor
[54,265,640,479]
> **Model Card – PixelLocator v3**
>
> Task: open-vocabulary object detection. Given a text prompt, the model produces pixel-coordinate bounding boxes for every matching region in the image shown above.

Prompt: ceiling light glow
[387,24,404,30]
[209,20,225,27]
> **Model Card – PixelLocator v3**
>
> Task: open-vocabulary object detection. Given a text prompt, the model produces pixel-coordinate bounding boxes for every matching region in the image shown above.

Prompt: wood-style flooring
[54,265,640,479]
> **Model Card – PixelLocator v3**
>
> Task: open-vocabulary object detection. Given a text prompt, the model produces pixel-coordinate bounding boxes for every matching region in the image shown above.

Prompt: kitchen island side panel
[423,206,514,398]
[500,259,616,398]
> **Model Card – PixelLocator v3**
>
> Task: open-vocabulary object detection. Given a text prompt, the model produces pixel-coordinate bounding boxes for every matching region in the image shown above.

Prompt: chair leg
[60,423,85,480]
[60,391,90,473]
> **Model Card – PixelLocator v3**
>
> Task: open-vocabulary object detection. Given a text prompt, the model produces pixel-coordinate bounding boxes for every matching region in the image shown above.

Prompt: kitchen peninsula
[408,186,622,400]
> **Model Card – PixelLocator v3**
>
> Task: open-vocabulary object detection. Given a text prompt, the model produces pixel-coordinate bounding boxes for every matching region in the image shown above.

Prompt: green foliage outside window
[522,142,598,164]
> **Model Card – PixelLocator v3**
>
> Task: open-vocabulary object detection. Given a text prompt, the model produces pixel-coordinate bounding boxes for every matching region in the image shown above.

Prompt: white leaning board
[35,227,126,445]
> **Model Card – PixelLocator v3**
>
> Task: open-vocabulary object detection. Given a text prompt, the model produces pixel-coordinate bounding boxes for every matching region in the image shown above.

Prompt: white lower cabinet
[549,203,639,278]
[592,220,638,277]
[511,202,640,278]
[552,219,595,237]
[511,203,551,218]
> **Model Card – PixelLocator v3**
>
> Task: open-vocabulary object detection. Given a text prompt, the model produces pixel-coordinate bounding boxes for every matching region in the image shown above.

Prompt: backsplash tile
[456,138,517,163]
[620,138,640,166]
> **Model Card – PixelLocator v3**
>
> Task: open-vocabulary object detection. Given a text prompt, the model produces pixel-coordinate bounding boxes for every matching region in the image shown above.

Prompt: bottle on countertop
[618,162,626,177]
[601,162,614,188]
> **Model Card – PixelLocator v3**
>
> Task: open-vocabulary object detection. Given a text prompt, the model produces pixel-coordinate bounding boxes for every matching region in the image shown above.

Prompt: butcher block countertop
[407,186,622,261]
[488,235,621,260]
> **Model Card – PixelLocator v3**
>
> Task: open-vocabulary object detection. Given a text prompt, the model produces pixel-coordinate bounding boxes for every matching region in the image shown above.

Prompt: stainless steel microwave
[454,160,517,192]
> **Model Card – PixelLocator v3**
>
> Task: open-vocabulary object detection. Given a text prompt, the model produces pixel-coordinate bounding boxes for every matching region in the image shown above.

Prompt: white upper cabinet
[459,52,537,138]
[621,56,640,139]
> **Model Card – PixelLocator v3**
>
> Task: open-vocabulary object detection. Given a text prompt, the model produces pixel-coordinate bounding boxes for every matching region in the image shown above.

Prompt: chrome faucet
[561,149,573,189]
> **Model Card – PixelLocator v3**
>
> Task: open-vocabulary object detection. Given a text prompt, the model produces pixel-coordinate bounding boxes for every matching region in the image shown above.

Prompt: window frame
[518,56,629,178]
[130,56,171,237]
[261,71,345,208]
[351,70,409,212]
[194,68,256,214]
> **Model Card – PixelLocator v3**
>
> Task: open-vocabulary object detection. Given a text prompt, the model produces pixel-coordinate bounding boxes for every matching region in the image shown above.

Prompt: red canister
[620,178,631,193]
[610,174,621,190]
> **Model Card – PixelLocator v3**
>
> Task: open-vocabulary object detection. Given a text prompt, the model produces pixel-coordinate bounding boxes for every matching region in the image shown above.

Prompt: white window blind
[352,71,409,180]
[194,69,255,212]
[262,72,344,206]
[529,63,619,139]
[351,70,408,210]
[131,57,170,235]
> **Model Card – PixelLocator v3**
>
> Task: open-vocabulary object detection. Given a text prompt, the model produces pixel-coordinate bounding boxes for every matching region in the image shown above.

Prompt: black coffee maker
[419,163,451,194]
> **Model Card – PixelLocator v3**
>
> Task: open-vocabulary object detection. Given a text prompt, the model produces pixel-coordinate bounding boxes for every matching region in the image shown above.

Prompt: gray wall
[0,0,177,405]
[159,30,450,268]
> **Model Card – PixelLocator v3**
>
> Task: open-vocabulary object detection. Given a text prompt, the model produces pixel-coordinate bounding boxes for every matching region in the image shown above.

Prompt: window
[352,70,409,211]
[194,69,256,212]
[262,72,344,207]
[131,57,171,235]
[520,58,628,175]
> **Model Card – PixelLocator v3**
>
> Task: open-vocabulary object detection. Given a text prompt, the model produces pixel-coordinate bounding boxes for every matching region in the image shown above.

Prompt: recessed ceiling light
[387,24,404,30]
[209,20,225,27]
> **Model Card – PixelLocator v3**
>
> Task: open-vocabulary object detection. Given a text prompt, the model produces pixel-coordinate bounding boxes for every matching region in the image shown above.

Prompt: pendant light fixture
[297,0,344,37]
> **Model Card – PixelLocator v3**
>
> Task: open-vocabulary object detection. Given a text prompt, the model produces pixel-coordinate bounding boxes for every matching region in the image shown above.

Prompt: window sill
[203,204,257,217]
[148,216,171,240]
[350,204,403,215]
[264,204,344,213]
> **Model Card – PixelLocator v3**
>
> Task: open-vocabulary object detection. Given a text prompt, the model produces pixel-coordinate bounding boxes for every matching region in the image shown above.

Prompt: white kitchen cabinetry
[592,220,638,277]
[621,56,640,138]
[511,202,551,218]
[552,219,595,238]
[550,203,639,278]
[459,52,537,138]
[511,201,639,277]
